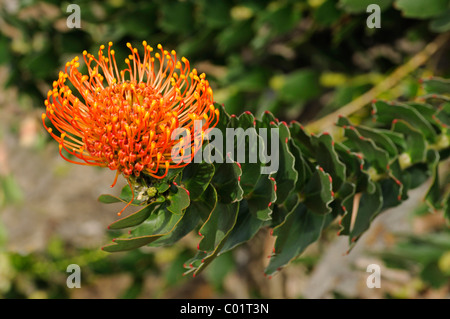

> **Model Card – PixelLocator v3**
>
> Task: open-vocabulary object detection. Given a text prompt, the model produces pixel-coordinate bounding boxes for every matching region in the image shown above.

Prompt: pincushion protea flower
[42,41,219,187]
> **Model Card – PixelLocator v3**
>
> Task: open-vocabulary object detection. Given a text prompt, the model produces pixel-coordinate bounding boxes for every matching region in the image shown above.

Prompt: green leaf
[198,201,240,253]
[395,0,449,19]
[350,183,383,240]
[107,196,165,230]
[373,100,436,141]
[392,120,427,164]
[217,20,254,53]
[339,0,393,13]
[153,185,218,247]
[226,112,267,196]
[186,201,240,277]
[154,167,184,194]
[425,149,443,211]
[166,184,190,215]
[421,77,450,96]
[302,166,334,215]
[342,125,390,174]
[271,122,298,204]
[219,199,266,253]
[430,10,450,32]
[314,0,343,26]
[199,0,231,29]
[159,0,195,34]
[246,175,277,221]
[211,161,243,204]
[337,116,398,159]
[256,3,301,37]
[313,133,347,190]
[102,204,184,252]
[278,69,322,103]
[288,139,312,192]
[334,142,376,194]
[181,162,215,201]
[266,203,326,275]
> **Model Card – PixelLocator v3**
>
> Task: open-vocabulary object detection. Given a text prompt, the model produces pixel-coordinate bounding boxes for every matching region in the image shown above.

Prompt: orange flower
[42,41,219,185]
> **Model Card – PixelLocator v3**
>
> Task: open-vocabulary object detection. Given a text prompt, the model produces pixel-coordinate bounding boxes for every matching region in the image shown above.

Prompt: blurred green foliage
[1,0,449,121]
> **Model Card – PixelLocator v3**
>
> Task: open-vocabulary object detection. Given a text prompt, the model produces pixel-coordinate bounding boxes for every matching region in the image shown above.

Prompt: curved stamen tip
[110,170,120,188]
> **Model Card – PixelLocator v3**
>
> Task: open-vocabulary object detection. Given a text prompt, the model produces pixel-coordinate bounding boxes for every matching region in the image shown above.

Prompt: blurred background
[0,0,449,298]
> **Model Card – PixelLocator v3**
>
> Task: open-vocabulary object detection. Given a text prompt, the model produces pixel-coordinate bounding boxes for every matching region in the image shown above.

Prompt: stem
[306,32,450,132]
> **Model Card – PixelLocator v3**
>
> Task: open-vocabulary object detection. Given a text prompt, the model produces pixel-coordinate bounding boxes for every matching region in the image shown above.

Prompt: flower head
[42,41,219,183]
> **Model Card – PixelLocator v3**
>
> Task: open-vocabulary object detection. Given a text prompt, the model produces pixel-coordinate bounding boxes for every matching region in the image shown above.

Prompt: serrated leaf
[272,123,298,203]
[198,201,240,253]
[425,149,443,211]
[181,163,215,201]
[211,161,243,204]
[219,199,266,253]
[154,167,184,193]
[314,133,347,190]
[342,125,390,173]
[265,203,326,275]
[302,166,334,215]
[422,77,450,95]
[166,184,190,215]
[246,175,277,221]
[392,120,427,164]
[288,139,312,192]
[153,185,217,247]
[373,100,436,141]
[337,116,398,159]
[350,183,383,240]
[187,201,240,277]
[226,112,267,195]
[334,142,376,194]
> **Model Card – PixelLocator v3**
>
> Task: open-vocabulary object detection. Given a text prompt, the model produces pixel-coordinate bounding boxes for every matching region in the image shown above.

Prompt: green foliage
[1,0,448,118]
[99,76,449,276]
[374,228,450,289]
